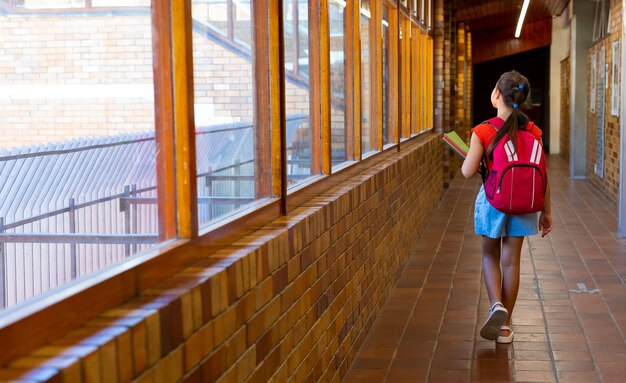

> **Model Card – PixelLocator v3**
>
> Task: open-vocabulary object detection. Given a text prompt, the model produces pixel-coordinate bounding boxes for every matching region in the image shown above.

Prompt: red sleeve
[528,124,543,140]
[471,124,494,148]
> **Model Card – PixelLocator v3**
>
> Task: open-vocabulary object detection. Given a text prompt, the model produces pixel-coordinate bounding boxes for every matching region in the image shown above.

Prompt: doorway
[473,47,551,152]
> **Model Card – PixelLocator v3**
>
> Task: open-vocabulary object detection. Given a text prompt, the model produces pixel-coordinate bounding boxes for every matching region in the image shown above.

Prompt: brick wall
[0,14,155,146]
[585,0,622,202]
[0,13,311,147]
[0,134,443,383]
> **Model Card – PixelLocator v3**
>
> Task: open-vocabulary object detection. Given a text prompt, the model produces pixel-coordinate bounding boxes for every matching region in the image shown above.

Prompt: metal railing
[0,115,311,310]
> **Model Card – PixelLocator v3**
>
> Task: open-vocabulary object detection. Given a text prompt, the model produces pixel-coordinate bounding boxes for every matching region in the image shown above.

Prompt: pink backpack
[483,118,547,215]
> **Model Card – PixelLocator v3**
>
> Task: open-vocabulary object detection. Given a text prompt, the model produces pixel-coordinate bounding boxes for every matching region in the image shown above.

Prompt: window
[192,0,270,229]
[426,35,433,129]
[382,4,391,145]
[233,0,253,47]
[0,1,169,311]
[92,0,149,6]
[411,25,421,135]
[284,0,317,187]
[329,0,348,166]
[14,0,85,9]
[400,15,411,138]
[297,1,310,78]
[12,0,149,9]
[360,0,376,155]
[192,0,229,36]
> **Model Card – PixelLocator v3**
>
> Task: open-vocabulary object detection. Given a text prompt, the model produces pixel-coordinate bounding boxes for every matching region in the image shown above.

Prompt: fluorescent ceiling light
[515,0,531,38]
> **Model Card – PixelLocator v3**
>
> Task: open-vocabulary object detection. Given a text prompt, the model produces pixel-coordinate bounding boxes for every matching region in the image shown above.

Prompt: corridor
[343,156,626,383]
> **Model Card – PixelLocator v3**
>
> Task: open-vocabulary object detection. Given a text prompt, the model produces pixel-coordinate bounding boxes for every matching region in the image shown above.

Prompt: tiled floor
[343,156,626,383]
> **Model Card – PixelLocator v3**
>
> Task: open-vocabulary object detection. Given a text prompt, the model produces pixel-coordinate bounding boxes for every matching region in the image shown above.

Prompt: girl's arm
[461,133,484,178]
[538,180,553,237]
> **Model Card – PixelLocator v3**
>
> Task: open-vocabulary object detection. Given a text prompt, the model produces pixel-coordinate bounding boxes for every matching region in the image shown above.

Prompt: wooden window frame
[0,0,437,365]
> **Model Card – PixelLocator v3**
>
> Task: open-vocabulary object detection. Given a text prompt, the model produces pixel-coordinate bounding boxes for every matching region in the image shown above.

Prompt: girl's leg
[500,236,525,333]
[481,235,503,304]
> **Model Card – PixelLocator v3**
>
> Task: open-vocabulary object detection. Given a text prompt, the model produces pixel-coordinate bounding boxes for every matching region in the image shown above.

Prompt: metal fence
[0,115,310,310]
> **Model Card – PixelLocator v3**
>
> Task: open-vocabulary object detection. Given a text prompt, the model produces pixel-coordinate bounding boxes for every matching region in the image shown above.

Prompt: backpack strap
[477,119,502,184]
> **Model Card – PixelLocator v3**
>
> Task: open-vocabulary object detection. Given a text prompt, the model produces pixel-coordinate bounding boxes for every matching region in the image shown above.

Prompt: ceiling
[453,0,570,33]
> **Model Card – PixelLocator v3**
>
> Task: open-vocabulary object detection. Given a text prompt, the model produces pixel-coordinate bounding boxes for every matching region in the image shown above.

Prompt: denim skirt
[474,185,538,239]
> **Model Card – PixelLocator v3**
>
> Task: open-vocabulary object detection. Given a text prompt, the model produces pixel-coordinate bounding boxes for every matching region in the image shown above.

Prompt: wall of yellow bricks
[0,135,443,383]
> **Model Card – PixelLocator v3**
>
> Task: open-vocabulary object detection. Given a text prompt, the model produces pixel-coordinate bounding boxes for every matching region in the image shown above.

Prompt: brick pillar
[457,22,466,141]
[466,28,473,131]
[434,0,444,136]
[441,0,452,187]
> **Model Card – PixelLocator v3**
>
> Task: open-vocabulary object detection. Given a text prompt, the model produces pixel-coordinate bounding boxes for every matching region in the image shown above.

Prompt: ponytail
[487,71,530,159]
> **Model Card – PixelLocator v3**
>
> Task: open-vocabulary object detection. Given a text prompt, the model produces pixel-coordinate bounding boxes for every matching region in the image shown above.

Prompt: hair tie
[513,103,519,109]
[518,84,524,89]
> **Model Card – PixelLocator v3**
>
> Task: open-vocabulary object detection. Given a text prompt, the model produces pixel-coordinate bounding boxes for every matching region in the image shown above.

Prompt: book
[442,131,469,159]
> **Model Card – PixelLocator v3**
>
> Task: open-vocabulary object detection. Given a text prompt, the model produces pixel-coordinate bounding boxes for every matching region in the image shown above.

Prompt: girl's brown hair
[487,71,531,158]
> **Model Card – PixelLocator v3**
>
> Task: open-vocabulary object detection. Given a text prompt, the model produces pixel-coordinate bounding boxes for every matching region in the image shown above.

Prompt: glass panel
[382,5,390,145]
[360,0,373,154]
[420,33,424,132]
[191,0,229,37]
[233,0,253,47]
[411,26,420,135]
[401,17,411,138]
[423,35,428,130]
[329,0,347,165]
[92,0,149,6]
[297,0,310,78]
[14,0,85,9]
[193,0,266,228]
[284,0,296,73]
[285,0,315,187]
[0,1,165,312]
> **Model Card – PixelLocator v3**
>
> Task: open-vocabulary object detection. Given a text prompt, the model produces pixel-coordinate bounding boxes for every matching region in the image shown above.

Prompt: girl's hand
[538,212,553,237]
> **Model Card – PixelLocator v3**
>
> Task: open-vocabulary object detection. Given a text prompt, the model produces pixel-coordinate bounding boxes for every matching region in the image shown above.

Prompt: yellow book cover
[442,131,469,159]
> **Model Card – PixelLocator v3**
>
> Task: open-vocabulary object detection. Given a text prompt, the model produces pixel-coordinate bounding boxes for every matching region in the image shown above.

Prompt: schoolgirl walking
[461,71,553,343]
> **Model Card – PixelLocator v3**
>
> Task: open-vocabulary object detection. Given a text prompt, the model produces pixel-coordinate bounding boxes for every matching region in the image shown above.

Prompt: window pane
[0,4,165,312]
[92,0,149,6]
[360,0,374,154]
[285,0,315,187]
[14,0,85,9]
[297,1,309,78]
[382,5,390,145]
[411,26,420,135]
[422,34,427,131]
[284,0,296,73]
[191,0,229,37]
[193,1,268,228]
[401,17,411,138]
[329,0,347,165]
[233,0,252,47]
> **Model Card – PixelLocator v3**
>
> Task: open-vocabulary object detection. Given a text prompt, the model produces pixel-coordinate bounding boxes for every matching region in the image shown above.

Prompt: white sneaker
[480,302,508,340]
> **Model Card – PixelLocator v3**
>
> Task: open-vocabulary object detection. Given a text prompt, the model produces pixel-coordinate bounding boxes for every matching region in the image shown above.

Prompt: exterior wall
[0,13,311,147]
[586,0,622,202]
[0,135,444,383]
[0,13,155,147]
